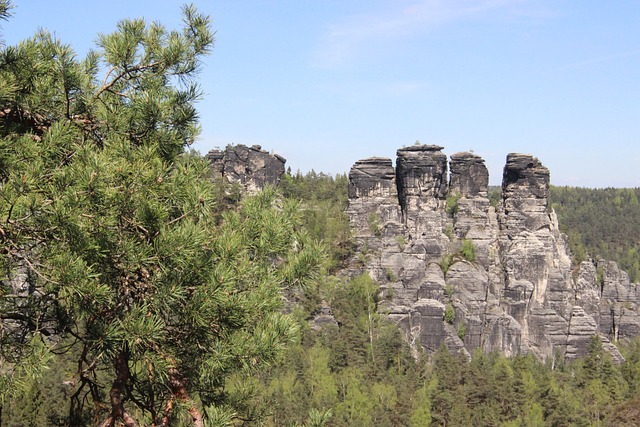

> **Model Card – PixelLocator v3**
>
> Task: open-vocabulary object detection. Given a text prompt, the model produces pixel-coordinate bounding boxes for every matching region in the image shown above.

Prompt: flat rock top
[504,153,547,174]
[450,151,484,162]
[397,144,444,153]
[503,153,549,191]
[205,149,224,160]
[353,157,394,167]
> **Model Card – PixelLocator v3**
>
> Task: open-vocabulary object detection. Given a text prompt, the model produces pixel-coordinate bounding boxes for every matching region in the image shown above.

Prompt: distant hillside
[549,186,640,282]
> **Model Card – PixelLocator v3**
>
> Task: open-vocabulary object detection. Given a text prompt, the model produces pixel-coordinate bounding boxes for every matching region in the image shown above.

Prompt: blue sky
[3,1,640,187]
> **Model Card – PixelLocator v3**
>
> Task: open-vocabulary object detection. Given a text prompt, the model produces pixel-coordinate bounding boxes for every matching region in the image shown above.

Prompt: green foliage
[0,0,12,24]
[357,252,367,266]
[550,186,640,281]
[246,271,419,427]
[361,238,369,255]
[340,338,640,426]
[0,0,12,55]
[444,304,455,324]
[444,284,454,300]
[457,323,466,341]
[0,6,323,425]
[409,380,434,426]
[279,170,351,271]
[395,234,407,250]
[440,240,477,276]
[488,185,501,208]
[300,408,333,427]
[444,223,454,240]
[446,191,461,216]
[6,3,640,425]
[597,265,605,285]
[385,267,396,282]
[368,212,381,236]
[439,254,454,275]
[620,337,640,397]
[461,239,477,262]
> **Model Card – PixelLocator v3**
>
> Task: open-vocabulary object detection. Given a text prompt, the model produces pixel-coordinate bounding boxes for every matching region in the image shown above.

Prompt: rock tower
[206,144,286,193]
[346,145,639,361]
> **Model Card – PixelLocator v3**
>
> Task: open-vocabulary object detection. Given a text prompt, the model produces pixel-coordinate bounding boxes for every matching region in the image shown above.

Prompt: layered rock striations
[206,144,286,193]
[346,145,640,361]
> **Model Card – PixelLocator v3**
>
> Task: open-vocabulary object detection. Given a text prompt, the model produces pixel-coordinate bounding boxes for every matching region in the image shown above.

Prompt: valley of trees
[550,186,640,282]
[3,1,640,426]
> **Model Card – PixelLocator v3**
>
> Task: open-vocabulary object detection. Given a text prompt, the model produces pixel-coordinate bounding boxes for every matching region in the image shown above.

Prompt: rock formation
[206,144,286,193]
[346,145,640,362]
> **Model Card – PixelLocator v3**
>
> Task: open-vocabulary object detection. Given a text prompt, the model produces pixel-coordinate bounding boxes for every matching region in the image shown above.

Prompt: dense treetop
[550,186,640,282]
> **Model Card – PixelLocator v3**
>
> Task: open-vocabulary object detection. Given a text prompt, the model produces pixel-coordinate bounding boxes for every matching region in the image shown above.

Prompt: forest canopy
[550,186,640,282]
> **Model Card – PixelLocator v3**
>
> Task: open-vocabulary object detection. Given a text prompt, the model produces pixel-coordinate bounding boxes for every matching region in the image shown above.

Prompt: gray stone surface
[348,157,397,199]
[449,152,489,198]
[206,144,285,193]
[396,145,448,213]
[344,144,636,363]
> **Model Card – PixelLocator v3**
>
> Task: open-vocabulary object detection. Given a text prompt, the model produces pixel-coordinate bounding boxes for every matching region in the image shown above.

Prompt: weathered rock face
[449,152,488,198]
[396,145,448,213]
[206,144,285,193]
[348,157,397,199]
[345,145,640,362]
[500,153,550,235]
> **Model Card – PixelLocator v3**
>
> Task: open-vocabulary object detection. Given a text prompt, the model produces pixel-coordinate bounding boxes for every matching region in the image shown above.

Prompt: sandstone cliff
[346,145,639,362]
[206,144,286,193]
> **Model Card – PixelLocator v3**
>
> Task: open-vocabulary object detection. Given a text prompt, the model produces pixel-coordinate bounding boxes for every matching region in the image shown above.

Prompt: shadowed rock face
[396,145,448,214]
[206,144,285,193]
[449,152,489,198]
[502,153,549,200]
[344,145,639,362]
[348,157,396,199]
[500,153,550,235]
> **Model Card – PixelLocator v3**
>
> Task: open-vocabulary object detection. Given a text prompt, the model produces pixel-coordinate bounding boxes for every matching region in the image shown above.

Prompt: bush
[445,284,454,300]
[444,304,455,324]
[368,212,381,236]
[444,224,454,240]
[461,239,477,262]
[457,323,466,340]
[386,268,396,282]
[439,254,454,275]
[446,192,461,216]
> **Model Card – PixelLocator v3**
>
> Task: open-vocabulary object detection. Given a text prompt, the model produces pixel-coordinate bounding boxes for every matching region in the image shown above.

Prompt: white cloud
[311,0,528,69]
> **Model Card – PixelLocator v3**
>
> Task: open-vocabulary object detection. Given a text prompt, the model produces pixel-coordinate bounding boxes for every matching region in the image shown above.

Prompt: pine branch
[94,62,160,100]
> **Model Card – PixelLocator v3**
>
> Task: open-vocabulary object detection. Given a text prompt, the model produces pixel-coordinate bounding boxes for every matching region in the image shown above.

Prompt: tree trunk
[158,368,203,427]
[99,352,138,427]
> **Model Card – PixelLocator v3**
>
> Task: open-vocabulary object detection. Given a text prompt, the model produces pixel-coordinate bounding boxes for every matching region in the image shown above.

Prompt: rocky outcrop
[345,145,639,362]
[396,145,448,213]
[449,152,489,198]
[206,144,286,193]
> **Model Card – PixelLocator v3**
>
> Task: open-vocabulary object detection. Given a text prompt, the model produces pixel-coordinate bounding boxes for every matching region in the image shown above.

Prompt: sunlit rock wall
[345,145,639,362]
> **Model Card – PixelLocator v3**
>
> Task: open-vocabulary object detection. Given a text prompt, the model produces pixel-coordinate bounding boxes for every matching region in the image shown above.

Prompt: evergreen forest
[3,2,640,426]
[550,186,640,282]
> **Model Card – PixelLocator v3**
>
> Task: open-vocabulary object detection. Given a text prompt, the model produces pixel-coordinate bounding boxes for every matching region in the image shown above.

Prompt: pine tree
[0,5,323,426]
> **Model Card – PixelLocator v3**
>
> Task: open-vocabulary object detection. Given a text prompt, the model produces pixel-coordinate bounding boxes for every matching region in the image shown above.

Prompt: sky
[3,0,640,187]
